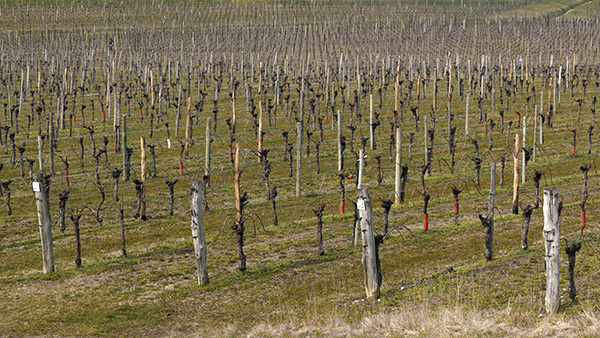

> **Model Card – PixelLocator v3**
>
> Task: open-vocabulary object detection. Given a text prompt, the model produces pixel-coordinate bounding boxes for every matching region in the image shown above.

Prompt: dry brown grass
[185,306,600,338]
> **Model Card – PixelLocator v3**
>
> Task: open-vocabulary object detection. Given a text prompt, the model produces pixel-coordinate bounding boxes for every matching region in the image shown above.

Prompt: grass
[1,0,600,336]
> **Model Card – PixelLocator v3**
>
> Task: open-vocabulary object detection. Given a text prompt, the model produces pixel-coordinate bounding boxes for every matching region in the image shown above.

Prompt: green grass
[1,1,600,336]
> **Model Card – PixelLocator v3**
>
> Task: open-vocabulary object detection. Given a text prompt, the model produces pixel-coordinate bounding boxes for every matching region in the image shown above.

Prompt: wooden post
[394,63,399,113]
[184,97,191,156]
[539,111,544,145]
[522,114,526,183]
[175,85,181,138]
[37,135,44,171]
[424,115,428,174]
[533,106,537,162]
[512,134,520,214]
[233,143,246,271]
[357,188,381,300]
[205,117,211,186]
[480,163,496,260]
[337,110,342,171]
[543,187,560,314]
[353,202,360,246]
[465,90,470,136]
[150,69,154,107]
[49,107,54,173]
[190,180,209,285]
[122,115,127,180]
[296,121,303,197]
[357,148,364,189]
[140,137,147,220]
[394,127,402,205]
[369,94,375,150]
[33,172,54,273]
[257,62,263,162]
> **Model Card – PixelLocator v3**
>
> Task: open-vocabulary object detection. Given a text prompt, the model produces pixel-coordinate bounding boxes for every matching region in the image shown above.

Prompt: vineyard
[3,0,600,336]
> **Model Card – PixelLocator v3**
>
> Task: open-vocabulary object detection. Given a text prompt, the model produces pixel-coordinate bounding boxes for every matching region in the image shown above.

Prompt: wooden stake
[122,116,127,180]
[184,97,191,156]
[522,114,527,183]
[140,137,147,220]
[257,62,263,162]
[369,94,375,150]
[190,180,209,285]
[205,117,211,187]
[296,121,303,197]
[233,143,246,271]
[37,135,44,171]
[358,148,364,189]
[33,172,54,273]
[512,134,520,214]
[543,187,560,314]
[357,187,382,300]
[394,127,402,205]
[337,110,342,171]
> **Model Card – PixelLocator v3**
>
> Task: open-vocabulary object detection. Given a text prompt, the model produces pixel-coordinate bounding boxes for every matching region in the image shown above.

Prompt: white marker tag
[32,182,40,192]
[167,139,171,148]
[357,198,366,211]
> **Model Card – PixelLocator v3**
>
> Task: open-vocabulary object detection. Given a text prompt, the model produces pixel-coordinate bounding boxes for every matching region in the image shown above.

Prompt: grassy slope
[1,1,600,337]
[505,0,600,18]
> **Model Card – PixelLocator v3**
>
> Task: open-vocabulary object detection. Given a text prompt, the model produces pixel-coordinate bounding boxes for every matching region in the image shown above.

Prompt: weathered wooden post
[370,94,375,150]
[257,62,263,163]
[184,97,191,156]
[512,134,520,214]
[522,115,527,183]
[357,148,364,189]
[232,143,247,271]
[394,127,402,205]
[33,172,53,273]
[140,137,147,220]
[205,117,211,186]
[121,115,127,179]
[357,187,382,300]
[37,135,44,171]
[337,110,342,171]
[296,121,303,197]
[543,187,560,314]
[478,163,496,260]
[190,179,209,285]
